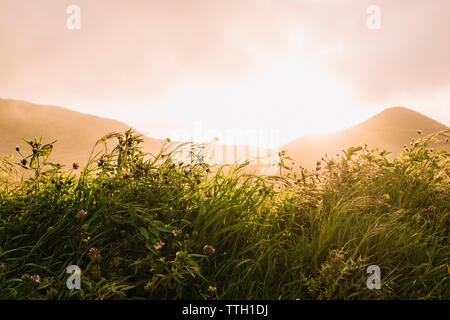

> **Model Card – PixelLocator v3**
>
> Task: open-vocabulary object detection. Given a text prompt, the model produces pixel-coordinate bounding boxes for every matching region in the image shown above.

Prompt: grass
[0,128,448,300]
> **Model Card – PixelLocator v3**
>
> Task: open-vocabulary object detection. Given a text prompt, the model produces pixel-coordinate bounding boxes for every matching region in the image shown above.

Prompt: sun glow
[145,41,367,148]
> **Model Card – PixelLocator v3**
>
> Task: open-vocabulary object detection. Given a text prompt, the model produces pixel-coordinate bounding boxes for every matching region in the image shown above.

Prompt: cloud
[301,0,450,105]
[0,0,448,125]
[0,0,303,101]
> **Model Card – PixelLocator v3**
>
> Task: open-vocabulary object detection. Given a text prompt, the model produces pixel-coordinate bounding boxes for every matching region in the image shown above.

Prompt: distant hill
[1,100,447,173]
[0,98,274,173]
[0,99,162,168]
[282,107,449,169]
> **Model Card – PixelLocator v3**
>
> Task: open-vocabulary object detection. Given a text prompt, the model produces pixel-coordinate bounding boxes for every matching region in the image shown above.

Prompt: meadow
[0,129,448,299]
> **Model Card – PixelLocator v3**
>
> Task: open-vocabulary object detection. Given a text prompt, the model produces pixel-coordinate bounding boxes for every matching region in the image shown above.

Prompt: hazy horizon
[1,0,449,146]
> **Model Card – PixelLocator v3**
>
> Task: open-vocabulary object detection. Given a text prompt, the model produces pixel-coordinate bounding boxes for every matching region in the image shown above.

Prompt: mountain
[282,106,449,169]
[0,98,272,173]
[0,99,162,167]
[1,100,447,173]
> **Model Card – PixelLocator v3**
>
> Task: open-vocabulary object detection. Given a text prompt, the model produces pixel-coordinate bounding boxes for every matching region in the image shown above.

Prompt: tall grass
[0,129,448,299]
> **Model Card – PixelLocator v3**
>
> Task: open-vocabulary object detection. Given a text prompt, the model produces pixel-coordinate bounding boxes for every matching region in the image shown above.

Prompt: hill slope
[1,100,447,172]
[0,99,162,167]
[283,107,449,169]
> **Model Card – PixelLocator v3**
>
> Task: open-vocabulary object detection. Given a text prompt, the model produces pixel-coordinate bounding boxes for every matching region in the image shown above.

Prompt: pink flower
[202,245,215,255]
[77,209,87,218]
[30,274,41,285]
[172,229,182,237]
[89,248,99,255]
[428,205,437,212]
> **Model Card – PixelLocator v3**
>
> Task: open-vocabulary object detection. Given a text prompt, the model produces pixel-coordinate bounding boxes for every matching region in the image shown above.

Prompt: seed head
[144,281,153,291]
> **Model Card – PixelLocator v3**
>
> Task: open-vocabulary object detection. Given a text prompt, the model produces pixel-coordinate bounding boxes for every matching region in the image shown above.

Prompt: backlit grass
[0,129,448,299]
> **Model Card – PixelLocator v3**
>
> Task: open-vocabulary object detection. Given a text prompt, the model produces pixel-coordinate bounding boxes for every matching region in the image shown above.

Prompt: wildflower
[77,209,87,218]
[383,194,390,200]
[30,274,41,285]
[208,285,217,292]
[172,229,182,237]
[89,247,99,255]
[428,205,436,212]
[82,236,91,243]
[202,245,216,255]
[417,130,422,134]
[165,137,171,143]
[154,241,165,250]
[7,153,13,160]
[21,159,27,166]
[15,146,20,152]
[184,168,191,175]
[88,248,102,263]
[122,172,131,179]
[72,162,79,170]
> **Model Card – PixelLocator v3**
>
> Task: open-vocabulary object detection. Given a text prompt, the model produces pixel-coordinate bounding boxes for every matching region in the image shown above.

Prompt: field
[0,129,449,300]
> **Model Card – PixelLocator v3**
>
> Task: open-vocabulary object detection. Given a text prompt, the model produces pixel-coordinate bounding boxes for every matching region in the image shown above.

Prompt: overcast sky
[0,0,449,146]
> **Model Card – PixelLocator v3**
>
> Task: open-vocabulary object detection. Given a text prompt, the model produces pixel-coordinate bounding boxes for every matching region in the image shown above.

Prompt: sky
[0,0,449,147]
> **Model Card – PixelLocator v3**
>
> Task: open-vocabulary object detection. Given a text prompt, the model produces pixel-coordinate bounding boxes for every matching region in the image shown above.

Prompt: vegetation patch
[0,129,448,299]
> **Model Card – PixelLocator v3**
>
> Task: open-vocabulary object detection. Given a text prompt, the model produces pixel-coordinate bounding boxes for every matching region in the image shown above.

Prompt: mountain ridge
[0,99,448,171]
[282,106,448,169]
[0,98,163,167]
